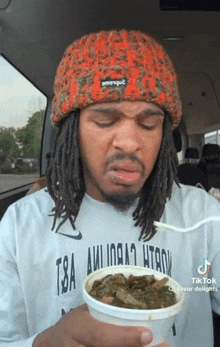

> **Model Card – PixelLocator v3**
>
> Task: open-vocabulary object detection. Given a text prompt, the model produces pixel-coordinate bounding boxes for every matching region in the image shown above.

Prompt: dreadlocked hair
[46,109,179,240]
[46,110,85,233]
[133,111,180,241]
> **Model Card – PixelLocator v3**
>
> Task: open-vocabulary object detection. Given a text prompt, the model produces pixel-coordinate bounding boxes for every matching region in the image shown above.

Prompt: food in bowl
[89,273,176,309]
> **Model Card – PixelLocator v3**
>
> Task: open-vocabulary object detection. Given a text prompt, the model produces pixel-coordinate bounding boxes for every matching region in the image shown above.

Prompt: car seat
[197,144,220,189]
[178,147,209,191]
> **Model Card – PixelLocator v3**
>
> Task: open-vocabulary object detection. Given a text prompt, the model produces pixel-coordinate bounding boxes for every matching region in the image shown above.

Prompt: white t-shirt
[1,184,220,347]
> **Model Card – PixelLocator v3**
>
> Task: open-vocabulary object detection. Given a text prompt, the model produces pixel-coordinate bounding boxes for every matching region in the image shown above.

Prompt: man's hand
[33,304,168,347]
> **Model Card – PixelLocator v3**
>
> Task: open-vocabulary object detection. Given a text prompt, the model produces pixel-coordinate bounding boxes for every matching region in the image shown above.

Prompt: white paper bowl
[83,265,184,346]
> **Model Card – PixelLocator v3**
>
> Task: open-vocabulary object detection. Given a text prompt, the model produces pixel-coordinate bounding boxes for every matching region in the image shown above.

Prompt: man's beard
[100,189,140,212]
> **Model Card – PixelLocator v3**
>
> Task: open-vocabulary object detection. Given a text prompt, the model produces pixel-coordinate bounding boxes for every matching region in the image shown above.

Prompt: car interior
[0,0,220,344]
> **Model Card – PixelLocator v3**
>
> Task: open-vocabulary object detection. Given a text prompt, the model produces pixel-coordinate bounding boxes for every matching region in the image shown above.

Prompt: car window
[177,151,183,165]
[204,130,220,145]
[0,56,47,194]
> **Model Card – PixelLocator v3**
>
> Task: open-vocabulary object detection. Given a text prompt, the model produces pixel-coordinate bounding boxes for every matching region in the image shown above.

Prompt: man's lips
[107,170,141,184]
[107,160,143,172]
[106,161,143,184]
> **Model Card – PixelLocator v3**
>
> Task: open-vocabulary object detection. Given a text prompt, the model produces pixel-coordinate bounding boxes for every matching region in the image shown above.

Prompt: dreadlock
[46,109,179,240]
[133,111,180,241]
[46,110,85,233]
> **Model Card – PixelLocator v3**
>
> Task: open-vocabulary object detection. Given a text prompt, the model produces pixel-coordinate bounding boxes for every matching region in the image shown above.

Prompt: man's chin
[101,190,140,212]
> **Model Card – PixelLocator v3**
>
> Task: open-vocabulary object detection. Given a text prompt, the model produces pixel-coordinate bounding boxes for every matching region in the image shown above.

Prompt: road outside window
[0,56,47,193]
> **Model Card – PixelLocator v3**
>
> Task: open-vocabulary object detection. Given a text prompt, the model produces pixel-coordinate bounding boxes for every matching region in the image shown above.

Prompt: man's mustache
[104,153,145,173]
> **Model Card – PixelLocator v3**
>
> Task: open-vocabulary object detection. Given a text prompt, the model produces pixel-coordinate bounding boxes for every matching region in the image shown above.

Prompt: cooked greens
[89,273,176,309]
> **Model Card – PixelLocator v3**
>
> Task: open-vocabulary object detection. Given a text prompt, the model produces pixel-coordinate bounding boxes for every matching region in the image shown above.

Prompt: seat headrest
[185,147,199,159]
[202,144,220,160]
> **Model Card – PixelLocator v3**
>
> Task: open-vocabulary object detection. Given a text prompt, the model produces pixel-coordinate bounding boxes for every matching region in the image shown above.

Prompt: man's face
[79,101,164,209]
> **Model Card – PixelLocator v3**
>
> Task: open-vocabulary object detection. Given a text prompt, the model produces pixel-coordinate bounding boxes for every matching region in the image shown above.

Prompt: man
[1,30,220,347]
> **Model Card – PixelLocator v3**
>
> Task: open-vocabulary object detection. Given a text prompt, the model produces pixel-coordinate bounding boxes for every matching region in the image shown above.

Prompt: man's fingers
[68,307,153,347]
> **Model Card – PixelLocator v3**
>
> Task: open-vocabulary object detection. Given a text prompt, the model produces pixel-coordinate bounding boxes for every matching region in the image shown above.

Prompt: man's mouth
[106,161,143,185]
[107,170,141,184]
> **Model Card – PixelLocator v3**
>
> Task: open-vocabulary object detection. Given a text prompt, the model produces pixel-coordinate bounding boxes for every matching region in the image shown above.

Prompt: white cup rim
[83,265,185,320]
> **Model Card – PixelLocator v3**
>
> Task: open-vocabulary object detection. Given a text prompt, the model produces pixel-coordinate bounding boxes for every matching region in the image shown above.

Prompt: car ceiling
[1,0,220,135]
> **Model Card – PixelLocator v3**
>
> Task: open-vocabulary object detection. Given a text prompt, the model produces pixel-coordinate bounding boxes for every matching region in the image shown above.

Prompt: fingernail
[141,331,153,345]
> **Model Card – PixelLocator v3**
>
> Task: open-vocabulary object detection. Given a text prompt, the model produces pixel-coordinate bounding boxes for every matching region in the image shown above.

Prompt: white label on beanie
[101,78,127,88]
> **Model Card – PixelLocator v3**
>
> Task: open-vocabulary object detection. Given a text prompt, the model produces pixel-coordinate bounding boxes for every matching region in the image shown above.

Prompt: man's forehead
[82,101,165,116]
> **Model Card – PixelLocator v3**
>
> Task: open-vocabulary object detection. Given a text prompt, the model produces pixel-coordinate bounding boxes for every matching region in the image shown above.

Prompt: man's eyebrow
[138,109,164,117]
[90,108,164,116]
[91,108,116,114]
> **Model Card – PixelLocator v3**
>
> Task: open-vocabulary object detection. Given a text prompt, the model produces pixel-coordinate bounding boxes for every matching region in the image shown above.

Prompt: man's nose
[112,122,142,153]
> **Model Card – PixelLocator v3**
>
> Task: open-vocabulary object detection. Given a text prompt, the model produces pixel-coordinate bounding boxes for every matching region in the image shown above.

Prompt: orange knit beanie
[51,30,182,128]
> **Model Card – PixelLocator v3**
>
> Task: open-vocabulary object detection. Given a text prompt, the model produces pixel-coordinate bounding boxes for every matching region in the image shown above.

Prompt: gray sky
[0,56,47,129]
